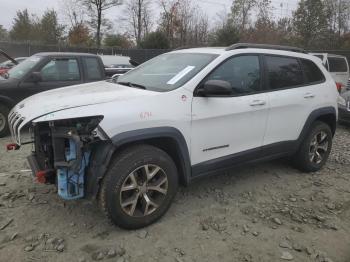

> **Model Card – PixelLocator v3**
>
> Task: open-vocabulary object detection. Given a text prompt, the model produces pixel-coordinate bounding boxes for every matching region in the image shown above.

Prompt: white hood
[9,81,157,144]
[11,81,154,122]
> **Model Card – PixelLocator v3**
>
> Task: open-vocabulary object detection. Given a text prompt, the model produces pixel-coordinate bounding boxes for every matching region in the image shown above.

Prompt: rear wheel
[99,144,178,229]
[0,104,9,138]
[292,121,333,172]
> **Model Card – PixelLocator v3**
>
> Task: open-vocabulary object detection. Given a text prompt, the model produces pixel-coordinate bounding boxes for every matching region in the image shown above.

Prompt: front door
[18,57,82,100]
[191,55,269,171]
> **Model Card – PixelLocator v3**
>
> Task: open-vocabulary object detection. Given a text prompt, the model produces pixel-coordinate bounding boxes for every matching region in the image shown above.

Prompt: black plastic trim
[111,127,192,185]
[85,141,115,199]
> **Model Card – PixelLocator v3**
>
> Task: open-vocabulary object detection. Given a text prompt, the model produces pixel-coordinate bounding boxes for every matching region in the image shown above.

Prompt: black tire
[0,104,10,138]
[292,121,333,172]
[99,144,178,229]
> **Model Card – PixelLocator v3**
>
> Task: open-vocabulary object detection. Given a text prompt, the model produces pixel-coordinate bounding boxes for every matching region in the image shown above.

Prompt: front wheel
[292,121,333,172]
[0,104,10,138]
[99,144,179,229]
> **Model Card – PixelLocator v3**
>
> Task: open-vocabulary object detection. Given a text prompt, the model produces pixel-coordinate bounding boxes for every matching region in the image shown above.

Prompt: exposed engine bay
[27,116,104,200]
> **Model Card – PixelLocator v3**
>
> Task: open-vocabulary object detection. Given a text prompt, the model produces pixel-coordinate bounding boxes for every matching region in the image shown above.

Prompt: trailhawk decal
[203,145,229,152]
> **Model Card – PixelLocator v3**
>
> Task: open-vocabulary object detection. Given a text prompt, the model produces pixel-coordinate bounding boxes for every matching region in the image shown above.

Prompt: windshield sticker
[167,66,195,85]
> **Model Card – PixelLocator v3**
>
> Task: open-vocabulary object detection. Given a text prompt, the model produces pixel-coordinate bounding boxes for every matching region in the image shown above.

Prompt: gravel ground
[0,125,349,262]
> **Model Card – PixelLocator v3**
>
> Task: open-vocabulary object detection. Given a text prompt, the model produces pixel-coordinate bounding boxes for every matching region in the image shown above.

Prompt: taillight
[336,82,344,92]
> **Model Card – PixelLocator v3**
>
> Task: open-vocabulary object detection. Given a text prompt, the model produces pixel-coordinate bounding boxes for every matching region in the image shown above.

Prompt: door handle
[249,100,266,106]
[304,93,315,99]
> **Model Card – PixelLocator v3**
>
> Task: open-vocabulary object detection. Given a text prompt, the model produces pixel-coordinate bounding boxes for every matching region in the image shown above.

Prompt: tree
[158,0,209,48]
[209,23,239,46]
[158,0,180,47]
[9,9,34,41]
[61,0,87,28]
[68,23,92,46]
[0,25,8,40]
[140,31,170,49]
[81,0,122,47]
[125,0,152,47]
[230,0,257,34]
[104,34,133,48]
[324,0,350,48]
[38,10,65,44]
[293,0,328,48]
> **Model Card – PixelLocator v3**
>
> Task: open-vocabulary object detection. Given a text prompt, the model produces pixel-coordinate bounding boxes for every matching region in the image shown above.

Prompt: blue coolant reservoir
[57,139,90,200]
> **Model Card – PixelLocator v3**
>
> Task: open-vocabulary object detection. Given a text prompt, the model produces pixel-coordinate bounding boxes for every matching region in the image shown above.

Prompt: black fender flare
[296,106,337,148]
[86,127,191,199]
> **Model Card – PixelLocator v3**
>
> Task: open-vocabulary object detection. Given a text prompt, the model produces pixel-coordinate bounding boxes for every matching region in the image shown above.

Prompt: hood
[10,81,156,130]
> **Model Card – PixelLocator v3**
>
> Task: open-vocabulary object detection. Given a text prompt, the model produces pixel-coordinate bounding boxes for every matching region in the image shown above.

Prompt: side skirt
[191,141,297,180]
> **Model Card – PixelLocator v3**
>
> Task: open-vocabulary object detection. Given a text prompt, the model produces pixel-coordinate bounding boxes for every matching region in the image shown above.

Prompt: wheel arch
[86,127,191,199]
[111,127,191,186]
[298,106,337,146]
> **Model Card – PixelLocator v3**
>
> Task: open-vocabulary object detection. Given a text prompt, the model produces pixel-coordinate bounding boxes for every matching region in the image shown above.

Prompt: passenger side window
[41,58,80,82]
[265,56,304,90]
[328,57,348,72]
[83,57,103,81]
[300,59,325,84]
[205,55,261,95]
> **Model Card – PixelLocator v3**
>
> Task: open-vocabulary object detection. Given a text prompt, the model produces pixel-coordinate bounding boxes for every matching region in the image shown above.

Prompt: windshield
[117,53,219,91]
[7,56,42,79]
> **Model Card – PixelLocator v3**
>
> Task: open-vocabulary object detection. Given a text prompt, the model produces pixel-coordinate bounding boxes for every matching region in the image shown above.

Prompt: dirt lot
[0,126,349,262]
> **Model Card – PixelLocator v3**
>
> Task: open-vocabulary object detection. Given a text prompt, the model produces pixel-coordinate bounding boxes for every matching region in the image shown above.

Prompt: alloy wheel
[120,164,168,217]
[309,131,329,164]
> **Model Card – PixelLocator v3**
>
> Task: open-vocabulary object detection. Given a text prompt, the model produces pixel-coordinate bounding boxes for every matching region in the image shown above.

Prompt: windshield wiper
[117,81,146,90]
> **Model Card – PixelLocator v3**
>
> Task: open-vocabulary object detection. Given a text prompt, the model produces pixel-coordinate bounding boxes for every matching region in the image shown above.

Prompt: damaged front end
[26,116,105,200]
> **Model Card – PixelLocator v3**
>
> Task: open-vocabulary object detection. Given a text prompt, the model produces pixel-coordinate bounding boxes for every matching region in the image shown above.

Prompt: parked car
[0,57,27,76]
[310,53,349,92]
[338,89,350,124]
[100,55,134,78]
[0,52,106,137]
[8,43,338,229]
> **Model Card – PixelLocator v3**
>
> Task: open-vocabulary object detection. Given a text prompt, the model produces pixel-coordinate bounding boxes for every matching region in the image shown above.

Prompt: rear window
[328,57,348,72]
[83,57,103,80]
[265,56,304,90]
[300,59,325,84]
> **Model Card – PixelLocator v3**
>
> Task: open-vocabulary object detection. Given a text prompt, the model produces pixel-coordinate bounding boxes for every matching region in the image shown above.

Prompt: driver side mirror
[197,80,232,97]
[28,72,42,83]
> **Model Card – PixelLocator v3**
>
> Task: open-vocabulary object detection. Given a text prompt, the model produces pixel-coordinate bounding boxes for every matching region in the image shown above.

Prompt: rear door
[262,55,325,149]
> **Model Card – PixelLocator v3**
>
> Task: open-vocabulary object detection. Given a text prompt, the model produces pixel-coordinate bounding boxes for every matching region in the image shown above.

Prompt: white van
[311,53,349,92]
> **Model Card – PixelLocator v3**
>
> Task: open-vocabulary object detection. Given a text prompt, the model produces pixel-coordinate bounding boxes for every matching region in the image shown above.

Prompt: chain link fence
[0,41,171,63]
[1,41,350,64]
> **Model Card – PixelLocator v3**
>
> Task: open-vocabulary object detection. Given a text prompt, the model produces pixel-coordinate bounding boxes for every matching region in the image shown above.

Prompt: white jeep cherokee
[8,44,338,229]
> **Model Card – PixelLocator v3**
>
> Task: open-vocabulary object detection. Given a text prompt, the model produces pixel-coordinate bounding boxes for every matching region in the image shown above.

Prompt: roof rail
[225,43,307,53]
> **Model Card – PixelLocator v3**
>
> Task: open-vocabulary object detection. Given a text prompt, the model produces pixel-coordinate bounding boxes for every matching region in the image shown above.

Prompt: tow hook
[6,143,20,151]
[36,170,55,184]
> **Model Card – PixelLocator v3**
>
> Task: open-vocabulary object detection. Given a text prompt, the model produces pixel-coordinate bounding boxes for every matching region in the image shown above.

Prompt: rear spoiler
[0,49,18,65]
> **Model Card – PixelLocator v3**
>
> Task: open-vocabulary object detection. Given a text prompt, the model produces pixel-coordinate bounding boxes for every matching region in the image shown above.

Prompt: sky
[0,0,300,32]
